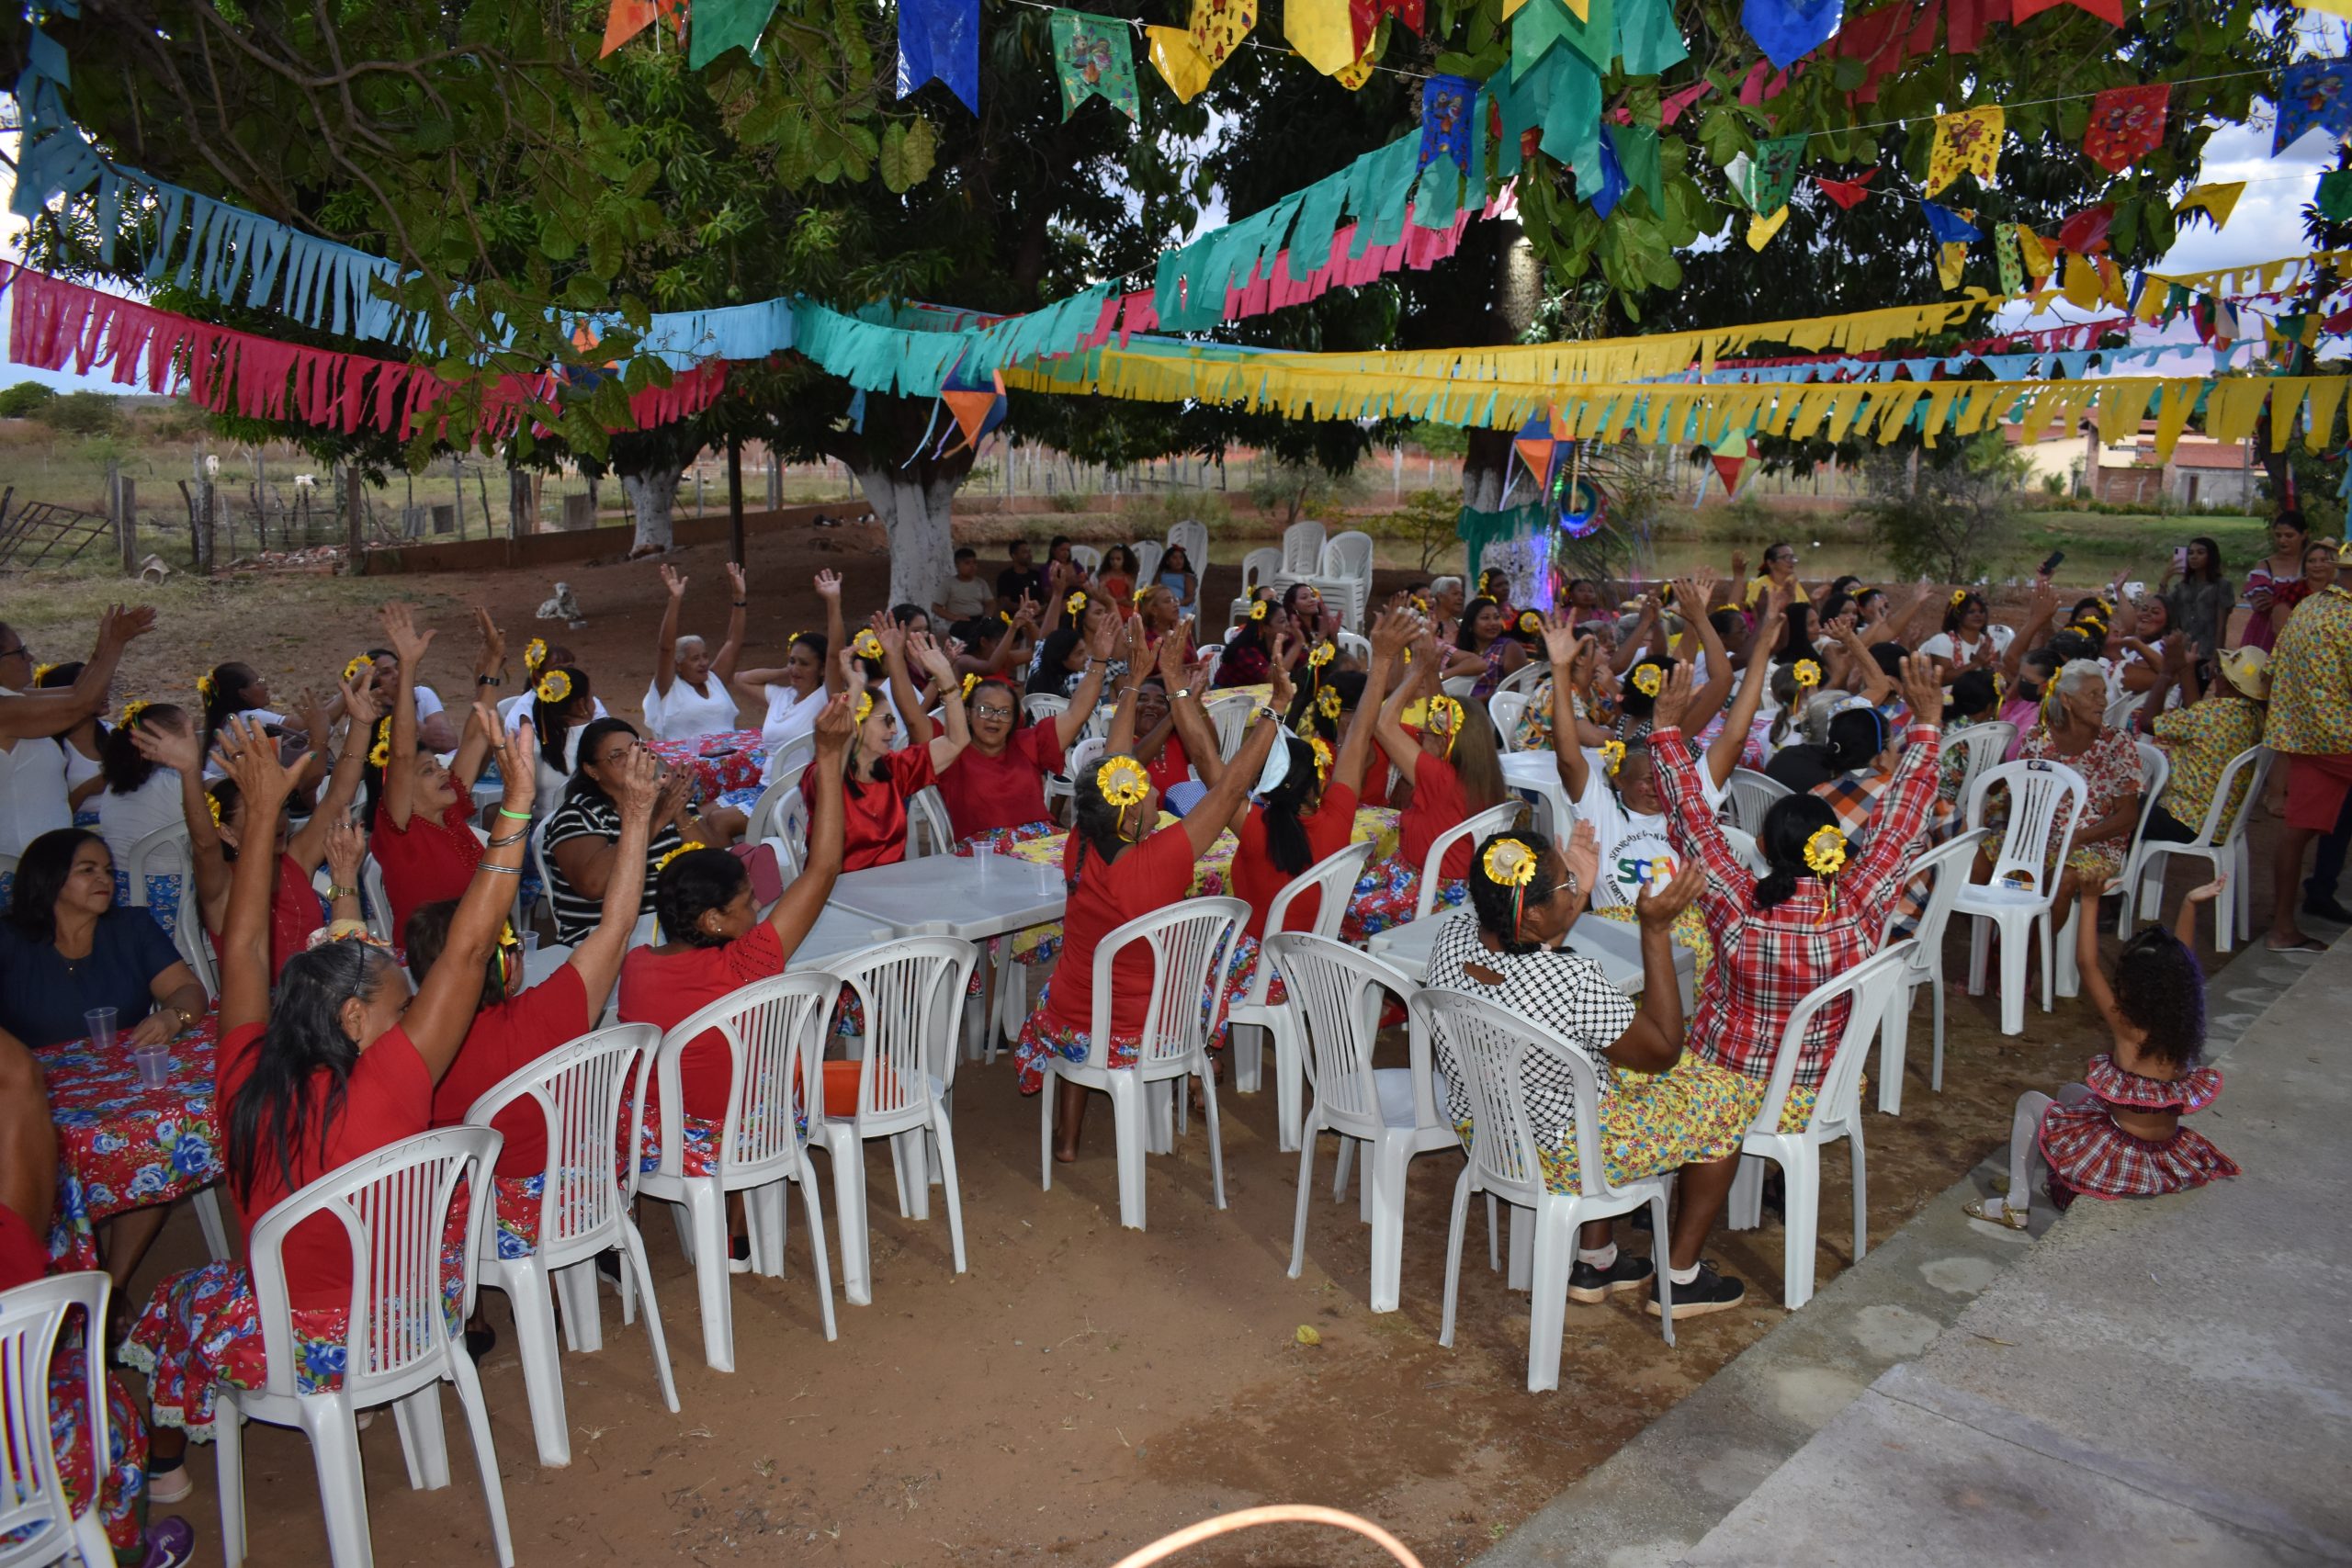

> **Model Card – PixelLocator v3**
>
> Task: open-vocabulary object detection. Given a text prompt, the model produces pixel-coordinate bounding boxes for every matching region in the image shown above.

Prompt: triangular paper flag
[1286,0,1361,74]
[2321,168,2352,222]
[1920,200,1981,244]
[1051,10,1139,122]
[2082,84,2167,172]
[601,0,658,54]
[2055,201,2112,254]
[897,0,979,112]
[2061,252,2102,308]
[688,0,775,67]
[2273,57,2352,155]
[1747,206,1791,249]
[1743,0,1844,72]
[1993,221,2023,295]
[1146,26,1213,101]
[1815,168,1875,209]
[1190,0,1258,74]
[1741,133,1808,215]
[1938,239,1969,290]
[1926,106,2004,197]
[2174,182,2244,230]
[2014,221,2053,280]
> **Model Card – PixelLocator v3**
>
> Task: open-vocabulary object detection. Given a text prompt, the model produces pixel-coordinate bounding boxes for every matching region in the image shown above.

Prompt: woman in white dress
[31,661,106,815]
[642,560,748,741]
[735,570,854,784]
[0,608,152,858]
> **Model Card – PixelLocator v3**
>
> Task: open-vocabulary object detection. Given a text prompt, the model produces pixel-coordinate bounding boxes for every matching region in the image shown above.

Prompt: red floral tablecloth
[37,1016,224,1269]
[645,729,764,805]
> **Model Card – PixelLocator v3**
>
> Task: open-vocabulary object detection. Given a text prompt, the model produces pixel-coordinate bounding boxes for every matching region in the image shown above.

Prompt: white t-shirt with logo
[1573,762,1725,910]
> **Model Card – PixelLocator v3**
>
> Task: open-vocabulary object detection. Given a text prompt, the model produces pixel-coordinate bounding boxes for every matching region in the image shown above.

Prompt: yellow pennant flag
[1284,0,1358,75]
[2175,182,2245,231]
[1926,106,2004,197]
[1186,0,1253,73]
[2061,253,2103,309]
[1147,26,1213,102]
[2013,222,2053,282]
[2293,0,2352,17]
[1747,207,1791,250]
[1937,240,1969,289]
[1332,31,1381,88]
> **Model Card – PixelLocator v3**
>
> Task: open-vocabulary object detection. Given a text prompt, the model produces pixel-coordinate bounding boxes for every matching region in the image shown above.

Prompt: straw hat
[2214,645,2270,702]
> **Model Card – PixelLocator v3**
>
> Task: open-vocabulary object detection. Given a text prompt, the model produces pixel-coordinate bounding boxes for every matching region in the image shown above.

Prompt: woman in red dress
[368,603,510,940]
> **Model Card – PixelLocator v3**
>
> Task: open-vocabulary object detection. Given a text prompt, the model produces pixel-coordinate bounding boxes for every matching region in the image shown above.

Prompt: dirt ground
[6,525,2290,1565]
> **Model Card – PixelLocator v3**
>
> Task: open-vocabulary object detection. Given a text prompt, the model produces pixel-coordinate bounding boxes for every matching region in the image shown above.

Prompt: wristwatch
[1254,704,1281,723]
[477,674,503,687]
[1173,686,1193,701]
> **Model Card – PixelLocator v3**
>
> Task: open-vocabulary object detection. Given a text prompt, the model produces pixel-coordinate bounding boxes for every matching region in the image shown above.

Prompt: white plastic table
[783,906,900,972]
[828,853,1068,941]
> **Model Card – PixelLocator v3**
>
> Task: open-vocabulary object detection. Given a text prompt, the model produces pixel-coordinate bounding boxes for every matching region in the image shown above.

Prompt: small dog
[537,581,586,627]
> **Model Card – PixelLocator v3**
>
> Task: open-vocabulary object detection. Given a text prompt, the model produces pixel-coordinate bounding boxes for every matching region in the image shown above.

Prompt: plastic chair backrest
[1440,675,1478,699]
[1203,694,1253,761]
[244,1126,500,1400]
[1064,735,1106,783]
[1238,547,1283,596]
[1089,897,1247,1070]
[1488,691,1531,751]
[1948,722,2017,806]
[906,785,955,860]
[1320,531,1374,581]
[1889,828,1988,969]
[461,1024,658,1258]
[1023,694,1069,730]
[1719,823,1770,876]
[1417,801,1524,918]
[496,693,531,728]
[175,912,219,1000]
[1192,647,1223,687]
[1165,519,1208,570]
[1067,544,1102,576]
[528,812,555,900]
[649,973,835,1181]
[1132,540,1164,587]
[1279,520,1326,576]
[1965,759,2086,898]
[826,937,978,1119]
[2102,692,2143,732]
[1336,631,1371,666]
[764,733,816,792]
[1751,942,1915,1137]
[1495,660,1548,698]
[2190,744,2271,847]
[1239,840,1377,1013]
[0,1270,108,1560]
[1408,987,1619,1204]
[359,855,394,942]
[1265,933,1423,1130]
[1724,767,1792,835]
[2130,738,2169,851]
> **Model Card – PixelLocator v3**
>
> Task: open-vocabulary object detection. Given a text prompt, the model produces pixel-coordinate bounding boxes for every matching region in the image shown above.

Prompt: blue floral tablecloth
[37,1017,222,1269]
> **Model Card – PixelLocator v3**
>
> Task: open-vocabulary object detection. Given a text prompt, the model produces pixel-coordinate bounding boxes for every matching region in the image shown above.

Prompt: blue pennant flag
[898,0,979,114]
[1920,200,1981,244]
[1587,124,1630,217]
[1742,0,1843,72]
[2275,58,2352,156]
[1419,73,1479,176]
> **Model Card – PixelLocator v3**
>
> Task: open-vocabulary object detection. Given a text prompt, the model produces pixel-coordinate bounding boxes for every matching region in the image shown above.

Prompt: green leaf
[879,122,913,192]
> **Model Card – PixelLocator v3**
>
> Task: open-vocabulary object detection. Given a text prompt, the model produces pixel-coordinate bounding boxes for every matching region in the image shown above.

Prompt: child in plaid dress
[1966,874,2239,1229]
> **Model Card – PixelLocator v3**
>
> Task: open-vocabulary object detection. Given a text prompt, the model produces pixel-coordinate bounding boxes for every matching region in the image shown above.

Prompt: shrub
[1854,433,2028,584]
[31,390,122,437]
[0,381,57,419]
[1366,489,1461,574]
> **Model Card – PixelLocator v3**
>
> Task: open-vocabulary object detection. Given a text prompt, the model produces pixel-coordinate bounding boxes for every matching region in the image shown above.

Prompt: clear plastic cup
[130,1043,171,1089]
[84,1007,119,1051]
[522,931,541,960]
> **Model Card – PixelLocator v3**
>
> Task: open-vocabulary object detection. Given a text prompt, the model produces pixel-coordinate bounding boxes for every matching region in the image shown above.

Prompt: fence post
[343,463,365,575]
[107,459,131,574]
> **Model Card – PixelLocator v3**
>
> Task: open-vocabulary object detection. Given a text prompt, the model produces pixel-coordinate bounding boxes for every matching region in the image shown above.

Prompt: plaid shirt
[1653,723,1940,1089]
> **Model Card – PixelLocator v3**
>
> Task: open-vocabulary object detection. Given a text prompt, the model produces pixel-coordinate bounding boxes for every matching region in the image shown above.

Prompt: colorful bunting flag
[1146,26,1212,101]
[1740,133,1809,216]
[2082,84,2167,172]
[1993,221,2023,295]
[1419,73,1479,175]
[2012,0,2121,20]
[1926,106,2004,197]
[1149,0,1254,103]
[1937,239,1969,289]
[2174,182,2245,231]
[602,0,659,54]
[1351,0,1423,54]
[1919,200,1980,245]
[2320,168,2352,222]
[2014,221,2052,282]
[1742,0,1844,72]
[2055,201,2112,254]
[2060,252,2101,308]
[1333,31,1381,87]
[898,0,979,113]
[1747,205,1792,249]
[687,0,775,68]
[2275,58,2352,156]
[1285,0,1361,74]
[1050,11,1139,122]
[1814,168,1876,209]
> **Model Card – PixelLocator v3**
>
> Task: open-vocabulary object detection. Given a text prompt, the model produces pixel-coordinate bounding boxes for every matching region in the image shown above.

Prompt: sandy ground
[11,524,2288,1565]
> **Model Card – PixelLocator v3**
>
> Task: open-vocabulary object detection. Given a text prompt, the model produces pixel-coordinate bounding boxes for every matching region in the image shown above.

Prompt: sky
[0,49,2340,397]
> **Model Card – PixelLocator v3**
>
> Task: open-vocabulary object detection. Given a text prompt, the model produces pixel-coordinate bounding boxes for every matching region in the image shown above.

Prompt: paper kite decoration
[1419,73,1478,175]
[1512,410,1568,501]
[2275,59,2352,155]
[1050,11,1139,122]
[1710,440,1758,497]
[2082,84,2167,172]
[1743,0,1843,72]
[1926,106,2004,197]
[898,0,979,113]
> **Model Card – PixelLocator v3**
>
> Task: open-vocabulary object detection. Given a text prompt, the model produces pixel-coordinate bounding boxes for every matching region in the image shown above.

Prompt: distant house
[2002,419,2256,509]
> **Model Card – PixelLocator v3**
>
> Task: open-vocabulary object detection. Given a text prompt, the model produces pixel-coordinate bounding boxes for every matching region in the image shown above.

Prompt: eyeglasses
[0,643,27,660]
[971,705,1016,721]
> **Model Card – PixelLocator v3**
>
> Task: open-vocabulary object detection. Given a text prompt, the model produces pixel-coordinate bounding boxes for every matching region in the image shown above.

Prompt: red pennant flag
[2082,84,2168,173]
[1815,168,1878,209]
[2012,0,2120,22]
[601,0,657,54]
[2055,201,2114,255]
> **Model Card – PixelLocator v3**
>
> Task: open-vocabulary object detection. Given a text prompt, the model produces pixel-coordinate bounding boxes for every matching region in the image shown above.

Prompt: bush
[1854,434,2027,584]
[32,390,122,437]
[1366,489,1461,574]
[0,381,56,419]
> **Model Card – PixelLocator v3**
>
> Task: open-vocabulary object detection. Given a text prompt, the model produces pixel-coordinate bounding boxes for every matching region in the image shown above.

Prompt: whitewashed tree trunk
[621,459,686,555]
[851,464,961,609]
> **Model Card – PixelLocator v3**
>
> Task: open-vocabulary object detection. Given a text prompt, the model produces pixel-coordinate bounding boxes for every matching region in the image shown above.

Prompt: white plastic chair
[1311,530,1375,630]
[175,907,219,999]
[1166,520,1209,615]
[1875,828,1988,1114]
[906,785,956,860]
[2117,743,2270,952]
[1268,936,1441,1313]
[460,1024,678,1468]
[1415,802,1525,919]
[123,819,190,935]
[1227,840,1377,1152]
[2056,740,2167,997]
[1202,693,1253,761]
[1021,694,1069,732]
[1066,544,1102,576]
[1440,674,1478,700]
[1494,660,1547,699]
[1046,734,1105,821]
[1945,721,2017,807]
[1954,760,2086,1035]
[639,974,840,1371]
[357,855,395,944]
[1719,823,1770,876]
[809,938,978,1306]
[1722,767,1792,835]
[214,1127,513,1568]
[1724,942,1915,1310]
[751,784,811,880]
[1036,898,1247,1230]
[0,1270,116,1567]
[2102,691,2143,732]
[1272,519,1328,584]
[1131,540,1163,589]
[1417,987,1677,1389]
[1488,690,1532,753]
[525,815,556,924]
[1498,754,1572,840]
[1335,630,1371,667]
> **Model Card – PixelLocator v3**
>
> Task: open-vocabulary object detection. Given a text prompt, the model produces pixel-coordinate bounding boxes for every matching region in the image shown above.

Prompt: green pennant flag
[1050,10,1139,123]
[1555,0,1616,73]
[687,0,777,68]
[2318,167,2352,223]
[1740,132,1808,216]
[1511,0,1575,81]
[1616,0,1688,75]
[1993,220,2023,297]
[1606,122,1663,213]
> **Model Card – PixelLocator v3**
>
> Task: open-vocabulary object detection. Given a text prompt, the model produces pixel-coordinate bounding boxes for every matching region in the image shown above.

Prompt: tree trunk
[849,462,965,608]
[621,458,688,555]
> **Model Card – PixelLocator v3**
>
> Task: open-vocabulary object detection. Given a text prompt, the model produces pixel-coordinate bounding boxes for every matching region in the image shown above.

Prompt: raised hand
[1269,648,1296,715]
[1370,605,1419,660]
[1730,549,1749,581]
[1084,604,1121,660]
[610,743,661,825]
[1539,610,1581,667]
[322,816,367,889]
[1157,618,1192,685]
[660,563,687,600]
[472,605,506,678]
[1564,819,1600,908]
[813,689,855,752]
[1897,651,1944,727]
[98,604,158,650]
[1650,660,1695,732]
[868,610,907,662]
[726,561,747,599]
[213,715,305,812]
[653,763,694,822]
[909,630,955,682]
[339,671,382,731]
[379,601,434,668]
[292,685,333,746]
[130,709,203,774]
[478,701,537,817]
[2162,630,2192,670]
[813,569,842,602]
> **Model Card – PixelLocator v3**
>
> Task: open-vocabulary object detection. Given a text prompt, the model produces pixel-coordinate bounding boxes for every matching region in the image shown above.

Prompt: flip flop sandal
[2267,937,2330,953]
[1962,1197,2030,1231]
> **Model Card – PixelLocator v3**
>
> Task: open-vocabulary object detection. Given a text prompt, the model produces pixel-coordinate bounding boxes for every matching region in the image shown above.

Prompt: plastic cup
[84,1008,119,1051]
[131,1043,171,1089]
[522,931,541,959]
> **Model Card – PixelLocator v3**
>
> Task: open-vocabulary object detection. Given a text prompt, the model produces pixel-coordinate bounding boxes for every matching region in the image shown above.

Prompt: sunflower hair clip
[119,697,153,728]
[368,731,393,768]
[30,661,58,685]
[1793,659,1823,688]
[1517,610,1543,636]
[1599,738,1628,777]
[1308,736,1334,779]
[853,691,876,726]
[206,791,225,828]
[1482,836,1539,888]
[1950,589,1971,608]
[1248,600,1269,622]
[341,654,372,685]
[195,672,218,703]
[1631,664,1665,698]
[1317,685,1344,719]
[1065,591,1087,615]
[1425,694,1464,757]
[655,840,707,875]
[534,669,571,705]
[522,637,548,674]
[852,629,885,662]
[960,671,980,699]
[1802,824,1849,878]
[1094,755,1150,809]
[1307,640,1335,669]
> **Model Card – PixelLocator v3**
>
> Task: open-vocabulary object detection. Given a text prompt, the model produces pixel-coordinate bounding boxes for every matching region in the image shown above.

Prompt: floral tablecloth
[37,1017,223,1269]
[1000,806,1401,959]
[646,729,764,806]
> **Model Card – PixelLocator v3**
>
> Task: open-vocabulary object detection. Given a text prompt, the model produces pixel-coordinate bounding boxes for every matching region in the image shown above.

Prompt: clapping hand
[908,630,955,683]
[97,604,158,652]
[1156,618,1192,685]
[1370,605,1419,661]
[472,605,506,680]
[339,670,382,731]
[477,701,537,818]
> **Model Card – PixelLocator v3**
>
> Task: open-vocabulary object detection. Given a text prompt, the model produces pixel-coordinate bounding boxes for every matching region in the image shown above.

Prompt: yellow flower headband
[853,691,876,725]
[206,790,225,828]
[1802,824,1848,877]
[1306,641,1334,669]
[1317,685,1343,719]
[119,697,153,728]
[534,669,571,705]
[1631,664,1664,697]
[1950,589,1970,607]
[960,672,979,699]
[1094,755,1150,809]
[654,840,707,875]
[523,637,548,673]
[1600,738,1627,777]
[852,629,885,662]
[1307,736,1333,779]
[1793,659,1823,688]
[1482,836,1538,887]
[1066,591,1087,615]
[30,661,58,684]
[342,654,372,685]
[195,672,217,703]
[1517,610,1543,636]
[1248,600,1268,621]
[368,730,393,768]
[1425,694,1464,757]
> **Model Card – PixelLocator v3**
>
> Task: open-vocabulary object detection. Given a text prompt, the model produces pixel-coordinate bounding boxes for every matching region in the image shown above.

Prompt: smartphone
[2038,549,2066,578]
[2172,546,2188,571]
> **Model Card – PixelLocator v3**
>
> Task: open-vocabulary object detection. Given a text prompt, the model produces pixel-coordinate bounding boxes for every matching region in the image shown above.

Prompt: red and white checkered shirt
[1653,723,1940,1089]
